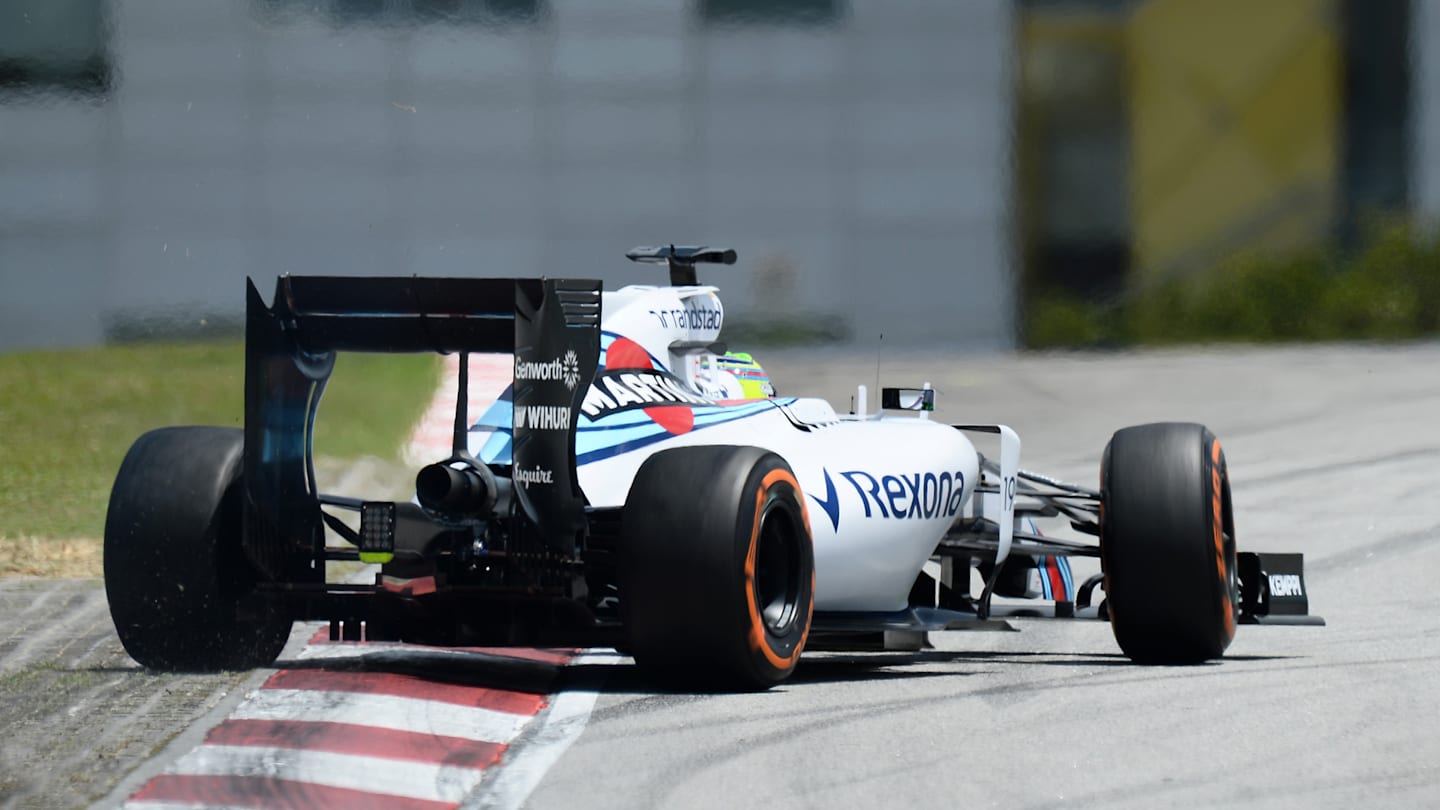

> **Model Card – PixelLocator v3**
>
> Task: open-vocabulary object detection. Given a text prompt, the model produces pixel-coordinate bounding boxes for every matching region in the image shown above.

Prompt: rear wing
[241,275,601,580]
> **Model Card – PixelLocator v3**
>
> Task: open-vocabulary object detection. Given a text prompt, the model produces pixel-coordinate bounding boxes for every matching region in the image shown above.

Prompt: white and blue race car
[103,246,1321,689]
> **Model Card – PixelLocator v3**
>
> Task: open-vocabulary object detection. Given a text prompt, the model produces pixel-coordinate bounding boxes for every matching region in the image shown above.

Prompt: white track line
[405,353,513,466]
[123,795,256,801]
[464,652,615,810]
[231,689,533,743]
[170,745,485,804]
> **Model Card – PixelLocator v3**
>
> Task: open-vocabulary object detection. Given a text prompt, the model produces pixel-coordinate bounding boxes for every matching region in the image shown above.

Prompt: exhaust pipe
[416,460,498,516]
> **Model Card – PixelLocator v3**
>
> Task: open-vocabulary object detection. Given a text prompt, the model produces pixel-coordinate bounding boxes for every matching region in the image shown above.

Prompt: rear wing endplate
[241,275,601,579]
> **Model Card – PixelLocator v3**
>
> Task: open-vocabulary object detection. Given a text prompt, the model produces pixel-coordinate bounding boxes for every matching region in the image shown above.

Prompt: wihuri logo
[515,405,571,431]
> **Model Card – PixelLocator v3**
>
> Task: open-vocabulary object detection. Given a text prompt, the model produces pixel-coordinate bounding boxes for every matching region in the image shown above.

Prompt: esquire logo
[580,369,712,418]
[515,349,582,391]
[514,465,554,488]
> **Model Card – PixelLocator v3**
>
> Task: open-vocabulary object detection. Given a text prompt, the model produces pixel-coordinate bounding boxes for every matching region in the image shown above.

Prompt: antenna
[874,333,883,415]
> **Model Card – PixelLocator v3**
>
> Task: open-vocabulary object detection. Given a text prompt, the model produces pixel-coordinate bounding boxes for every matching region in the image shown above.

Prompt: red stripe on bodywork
[205,719,506,769]
[131,774,457,810]
[262,669,547,715]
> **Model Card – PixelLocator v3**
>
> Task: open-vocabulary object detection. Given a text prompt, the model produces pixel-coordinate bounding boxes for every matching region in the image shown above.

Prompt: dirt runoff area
[0,577,260,809]
[0,457,412,809]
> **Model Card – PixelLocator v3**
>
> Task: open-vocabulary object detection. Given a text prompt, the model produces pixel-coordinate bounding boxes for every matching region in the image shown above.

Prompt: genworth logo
[517,350,583,391]
[562,349,581,391]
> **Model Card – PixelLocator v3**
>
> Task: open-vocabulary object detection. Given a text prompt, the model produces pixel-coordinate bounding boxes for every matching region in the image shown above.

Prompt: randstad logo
[516,350,582,391]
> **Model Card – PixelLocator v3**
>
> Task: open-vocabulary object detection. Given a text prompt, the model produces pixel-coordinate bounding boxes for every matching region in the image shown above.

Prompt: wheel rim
[754,500,803,635]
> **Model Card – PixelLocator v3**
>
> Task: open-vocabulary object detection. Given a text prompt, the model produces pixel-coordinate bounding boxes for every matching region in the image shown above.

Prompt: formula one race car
[104,246,1321,689]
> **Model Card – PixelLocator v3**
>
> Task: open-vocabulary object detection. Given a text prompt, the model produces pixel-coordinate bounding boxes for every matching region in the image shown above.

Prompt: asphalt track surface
[2,344,1437,808]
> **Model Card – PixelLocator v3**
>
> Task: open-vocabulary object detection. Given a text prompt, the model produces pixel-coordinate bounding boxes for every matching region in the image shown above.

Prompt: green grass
[0,340,440,541]
[313,350,444,460]
[1024,221,1440,348]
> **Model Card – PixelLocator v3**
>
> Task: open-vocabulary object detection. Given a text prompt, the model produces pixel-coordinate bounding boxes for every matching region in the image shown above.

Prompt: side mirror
[881,387,935,412]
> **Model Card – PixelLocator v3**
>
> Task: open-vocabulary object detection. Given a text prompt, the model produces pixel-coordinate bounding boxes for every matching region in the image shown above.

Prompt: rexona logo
[1269,573,1304,598]
[514,405,571,431]
[809,468,967,532]
[580,369,712,418]
[516,349,582,391]
[514,466,554,488]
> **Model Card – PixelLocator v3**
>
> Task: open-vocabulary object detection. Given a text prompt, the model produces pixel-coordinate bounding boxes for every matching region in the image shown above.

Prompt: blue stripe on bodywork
[468,329,796,466]
[575,402,787,466]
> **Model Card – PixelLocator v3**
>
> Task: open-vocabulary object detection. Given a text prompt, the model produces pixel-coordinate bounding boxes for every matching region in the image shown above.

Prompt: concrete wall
[1413,0,1440,226]
[0,0,1014,352]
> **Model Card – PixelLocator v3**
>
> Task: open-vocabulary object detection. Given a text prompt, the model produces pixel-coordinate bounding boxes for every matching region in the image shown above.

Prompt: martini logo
[581,370,711,416]
[516,349,582,391]
[582,337,715,434]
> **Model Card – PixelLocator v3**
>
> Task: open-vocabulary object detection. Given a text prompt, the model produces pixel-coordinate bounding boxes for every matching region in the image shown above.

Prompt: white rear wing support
[953,424,1020,619]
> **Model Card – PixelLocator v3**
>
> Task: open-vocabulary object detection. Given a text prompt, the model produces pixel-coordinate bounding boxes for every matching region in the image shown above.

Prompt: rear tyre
[620,445,814,690]
[1100,422,1237,664]
[104,427,291,671]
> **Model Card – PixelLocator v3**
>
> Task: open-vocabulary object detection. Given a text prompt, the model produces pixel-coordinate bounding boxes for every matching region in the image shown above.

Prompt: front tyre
[1100,422,1237,664]
[104,427,291,671]
[620,446,815,690]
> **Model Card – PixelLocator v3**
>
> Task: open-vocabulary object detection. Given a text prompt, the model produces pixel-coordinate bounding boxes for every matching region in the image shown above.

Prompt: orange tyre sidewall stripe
[1099,457,1115,628]
[1210,439,1235,640]
[744,468,812,671]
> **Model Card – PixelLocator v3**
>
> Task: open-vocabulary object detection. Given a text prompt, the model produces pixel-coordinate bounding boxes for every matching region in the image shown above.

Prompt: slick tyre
[1100,422,1238,664]
[104,427,291,671]
[620,446,814,690]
